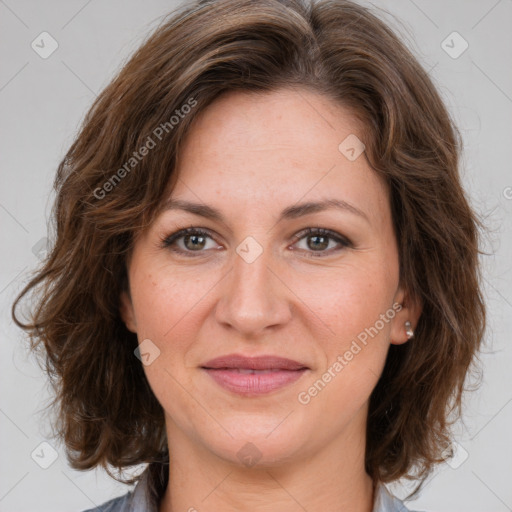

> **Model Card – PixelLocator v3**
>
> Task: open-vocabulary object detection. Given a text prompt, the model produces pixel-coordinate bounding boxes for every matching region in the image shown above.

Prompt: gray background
[1,0,511,510]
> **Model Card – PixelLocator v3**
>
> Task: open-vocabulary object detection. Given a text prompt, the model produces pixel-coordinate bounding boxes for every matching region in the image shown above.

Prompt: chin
[200,417,311,469]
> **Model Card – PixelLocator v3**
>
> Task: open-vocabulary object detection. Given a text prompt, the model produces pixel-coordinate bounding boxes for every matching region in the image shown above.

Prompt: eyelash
[160,227,352,258]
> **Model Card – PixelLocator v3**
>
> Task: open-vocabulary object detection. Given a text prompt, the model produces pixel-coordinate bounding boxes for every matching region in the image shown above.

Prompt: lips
[201,354,308,371]
[201,354,309,396]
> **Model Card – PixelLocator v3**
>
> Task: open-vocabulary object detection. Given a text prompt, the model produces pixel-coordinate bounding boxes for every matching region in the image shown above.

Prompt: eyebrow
[161,198,370,224]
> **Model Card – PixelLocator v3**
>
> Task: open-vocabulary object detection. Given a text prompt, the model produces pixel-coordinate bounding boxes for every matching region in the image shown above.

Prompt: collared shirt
[82,465,419,512]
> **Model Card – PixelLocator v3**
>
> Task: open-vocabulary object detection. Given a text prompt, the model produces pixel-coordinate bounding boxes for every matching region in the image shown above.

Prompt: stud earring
[405,321,414,339]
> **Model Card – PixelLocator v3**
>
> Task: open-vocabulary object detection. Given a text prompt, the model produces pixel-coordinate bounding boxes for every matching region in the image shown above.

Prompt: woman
[12,0,486,510]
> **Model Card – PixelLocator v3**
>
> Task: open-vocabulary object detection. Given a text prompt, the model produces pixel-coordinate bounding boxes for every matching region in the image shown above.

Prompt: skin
[120,87,421,512]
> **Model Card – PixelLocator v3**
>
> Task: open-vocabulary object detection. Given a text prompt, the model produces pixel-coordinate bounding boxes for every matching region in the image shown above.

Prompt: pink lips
[201,354,309,396]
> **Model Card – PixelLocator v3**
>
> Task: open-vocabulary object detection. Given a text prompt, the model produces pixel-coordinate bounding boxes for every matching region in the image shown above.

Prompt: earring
[405,321,414,339]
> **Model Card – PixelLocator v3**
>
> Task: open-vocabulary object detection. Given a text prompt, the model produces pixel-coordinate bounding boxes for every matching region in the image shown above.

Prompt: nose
[214,242,292,338]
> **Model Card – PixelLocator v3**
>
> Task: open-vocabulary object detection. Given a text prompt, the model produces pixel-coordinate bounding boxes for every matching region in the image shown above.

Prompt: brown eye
[182,232,207,251]
[161,226,351,258]
[292,228,352,257]
[162,228,218,256]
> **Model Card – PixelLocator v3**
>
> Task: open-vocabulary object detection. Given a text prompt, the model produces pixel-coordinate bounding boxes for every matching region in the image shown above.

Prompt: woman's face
[120,88,417,468]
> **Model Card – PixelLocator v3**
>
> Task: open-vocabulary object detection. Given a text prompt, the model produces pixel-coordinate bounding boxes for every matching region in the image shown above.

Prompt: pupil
[309,235,328,250]
[186,234,205,250]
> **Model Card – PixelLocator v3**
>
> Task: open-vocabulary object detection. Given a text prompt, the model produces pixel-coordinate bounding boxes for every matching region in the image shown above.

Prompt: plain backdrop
[1,0,511,511]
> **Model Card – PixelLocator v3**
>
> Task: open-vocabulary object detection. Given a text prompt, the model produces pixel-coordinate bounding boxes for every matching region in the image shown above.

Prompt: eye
[291,227,352,257]
[160,227,352,257]
[161,227,219,256]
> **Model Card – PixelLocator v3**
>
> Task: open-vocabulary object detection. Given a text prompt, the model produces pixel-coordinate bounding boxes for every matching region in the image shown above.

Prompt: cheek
[295,269,394,424]
[293,260,395,350]
[129,262,206,340]
[128,265,206,416]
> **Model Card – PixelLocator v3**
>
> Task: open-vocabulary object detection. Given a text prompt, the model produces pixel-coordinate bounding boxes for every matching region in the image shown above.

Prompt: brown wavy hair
[12,0,486,497]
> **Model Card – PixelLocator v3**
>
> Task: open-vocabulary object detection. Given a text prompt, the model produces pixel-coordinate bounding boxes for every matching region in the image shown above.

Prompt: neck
[159,412,375,512]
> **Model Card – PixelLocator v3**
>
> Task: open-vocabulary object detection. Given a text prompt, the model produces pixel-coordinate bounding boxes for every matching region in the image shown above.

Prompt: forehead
[180,87,365,163]
[169,87,388,227]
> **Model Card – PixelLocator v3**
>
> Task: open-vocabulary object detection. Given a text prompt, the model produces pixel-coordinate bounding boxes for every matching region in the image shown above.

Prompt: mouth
[201,354,309,396]
[201,354,309,371]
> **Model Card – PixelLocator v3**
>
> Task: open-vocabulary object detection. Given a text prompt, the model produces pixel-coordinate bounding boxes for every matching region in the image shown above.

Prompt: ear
[119,289,137,333]
[390,284,422,345]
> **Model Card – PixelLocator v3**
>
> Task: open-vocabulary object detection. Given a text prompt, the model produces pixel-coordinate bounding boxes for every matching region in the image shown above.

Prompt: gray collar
[119,465,412,512]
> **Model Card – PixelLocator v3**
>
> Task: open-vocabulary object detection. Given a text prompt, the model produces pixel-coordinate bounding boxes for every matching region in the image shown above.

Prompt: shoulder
[373,483,426,512]
[79,465,160,512]
[80,490,133,512]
